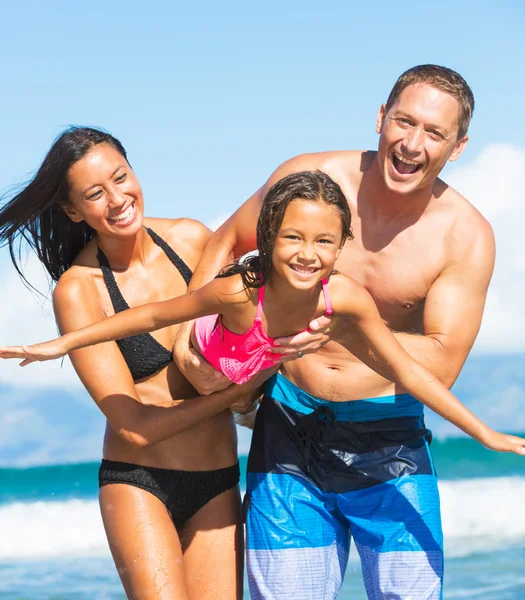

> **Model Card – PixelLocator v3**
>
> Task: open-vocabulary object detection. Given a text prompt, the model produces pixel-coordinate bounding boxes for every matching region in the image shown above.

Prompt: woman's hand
[229,365,279,413]
[0,338,69,366]
[269,315,333,363]
[480,430,525,455]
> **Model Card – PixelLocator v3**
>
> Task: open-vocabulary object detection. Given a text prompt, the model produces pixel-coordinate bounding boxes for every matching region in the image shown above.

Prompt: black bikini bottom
[99,459,240,529]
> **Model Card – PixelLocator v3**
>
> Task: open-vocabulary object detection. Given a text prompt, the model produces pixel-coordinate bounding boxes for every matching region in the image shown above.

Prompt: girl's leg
[180,485,244,600]
[100,484,189,600]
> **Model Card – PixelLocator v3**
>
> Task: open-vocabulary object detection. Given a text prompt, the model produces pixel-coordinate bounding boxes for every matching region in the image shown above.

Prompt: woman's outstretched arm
[336,278,525,455]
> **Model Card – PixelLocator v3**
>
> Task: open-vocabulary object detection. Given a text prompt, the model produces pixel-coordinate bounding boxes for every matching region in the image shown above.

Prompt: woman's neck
[95,226,149,271]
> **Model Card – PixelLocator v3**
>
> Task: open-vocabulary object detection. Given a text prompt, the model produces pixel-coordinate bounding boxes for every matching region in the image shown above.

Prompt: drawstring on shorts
[296,406,336,474]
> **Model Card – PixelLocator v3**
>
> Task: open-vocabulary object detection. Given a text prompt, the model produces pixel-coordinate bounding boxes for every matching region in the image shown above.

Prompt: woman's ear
[60,203,84,223]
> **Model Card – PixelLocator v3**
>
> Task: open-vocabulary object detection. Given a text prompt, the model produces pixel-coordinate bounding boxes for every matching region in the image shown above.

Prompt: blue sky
[0,1,523,219]
[0,1,524,463]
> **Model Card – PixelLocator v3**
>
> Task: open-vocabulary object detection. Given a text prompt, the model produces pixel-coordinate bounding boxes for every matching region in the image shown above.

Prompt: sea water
[1,439,524,599]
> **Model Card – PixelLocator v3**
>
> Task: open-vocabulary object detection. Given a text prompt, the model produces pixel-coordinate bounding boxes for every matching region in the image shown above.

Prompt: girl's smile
[271,199,344,288]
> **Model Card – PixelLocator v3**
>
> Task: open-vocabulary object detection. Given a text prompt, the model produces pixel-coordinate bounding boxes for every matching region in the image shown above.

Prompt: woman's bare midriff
[102,361,238,471]
[281,343,405,402]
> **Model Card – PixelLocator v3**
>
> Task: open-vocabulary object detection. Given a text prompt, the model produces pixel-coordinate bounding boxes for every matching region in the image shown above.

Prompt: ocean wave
[1,477,525,560]
[440,476,525,557]
[0,499,109,560]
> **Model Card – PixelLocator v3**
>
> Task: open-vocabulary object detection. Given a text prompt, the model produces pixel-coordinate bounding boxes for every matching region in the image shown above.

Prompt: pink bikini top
[192,278,333,384]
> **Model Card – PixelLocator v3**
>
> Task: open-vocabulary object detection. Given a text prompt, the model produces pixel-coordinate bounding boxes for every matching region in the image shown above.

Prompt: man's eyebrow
[82,166,124,194]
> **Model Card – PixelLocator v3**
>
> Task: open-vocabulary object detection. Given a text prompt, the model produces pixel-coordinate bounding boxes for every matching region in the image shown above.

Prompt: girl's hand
[0,339,69,366]
[481,430,525,455]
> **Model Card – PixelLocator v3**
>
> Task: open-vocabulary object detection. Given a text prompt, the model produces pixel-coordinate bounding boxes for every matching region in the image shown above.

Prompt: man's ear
[60,203,84,223]
[376,104,387,134]
[448,135,469,163]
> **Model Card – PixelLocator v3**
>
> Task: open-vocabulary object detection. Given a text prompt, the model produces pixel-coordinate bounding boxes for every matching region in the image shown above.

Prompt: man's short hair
[385,65,475,139]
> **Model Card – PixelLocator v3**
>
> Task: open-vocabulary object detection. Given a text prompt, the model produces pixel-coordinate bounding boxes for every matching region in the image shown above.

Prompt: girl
[0,127,267,600]
[2,169,524,455]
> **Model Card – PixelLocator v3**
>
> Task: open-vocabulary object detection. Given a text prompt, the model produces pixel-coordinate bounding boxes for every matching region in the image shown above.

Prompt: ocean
[1,439,524,599]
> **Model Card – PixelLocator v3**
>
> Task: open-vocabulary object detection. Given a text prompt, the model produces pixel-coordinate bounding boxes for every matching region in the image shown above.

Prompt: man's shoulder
[276,150,369,180]
[434,179,495,257]
[435,179,492,230]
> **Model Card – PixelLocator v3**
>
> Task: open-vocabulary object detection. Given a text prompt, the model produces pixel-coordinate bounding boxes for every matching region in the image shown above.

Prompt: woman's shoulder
[53,263,102,313]
[144,217,212,270]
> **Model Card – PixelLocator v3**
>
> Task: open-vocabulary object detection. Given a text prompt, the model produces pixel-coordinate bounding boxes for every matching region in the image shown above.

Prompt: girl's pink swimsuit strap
[193,278,333,384]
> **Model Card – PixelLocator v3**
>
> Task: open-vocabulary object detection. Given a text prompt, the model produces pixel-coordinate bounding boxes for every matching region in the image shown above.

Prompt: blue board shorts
[245,374,443,600]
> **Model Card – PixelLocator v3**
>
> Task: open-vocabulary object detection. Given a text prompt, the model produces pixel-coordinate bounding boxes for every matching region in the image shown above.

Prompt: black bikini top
[97,226,193,382]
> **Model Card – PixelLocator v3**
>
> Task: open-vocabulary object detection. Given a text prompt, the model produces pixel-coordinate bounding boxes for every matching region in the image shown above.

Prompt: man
[175,65,495,599]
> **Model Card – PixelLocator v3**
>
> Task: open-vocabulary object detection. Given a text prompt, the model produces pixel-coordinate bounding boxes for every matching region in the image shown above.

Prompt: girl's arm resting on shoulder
[342,287,525,454]
[0,280,226,363]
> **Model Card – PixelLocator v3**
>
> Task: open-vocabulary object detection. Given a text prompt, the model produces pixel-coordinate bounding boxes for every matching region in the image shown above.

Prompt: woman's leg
[100,484,189,600]
[180,485,244,600]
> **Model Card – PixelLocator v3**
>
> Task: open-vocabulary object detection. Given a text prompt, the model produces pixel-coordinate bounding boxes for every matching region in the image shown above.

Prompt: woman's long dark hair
[219,170,353,289]
[0,126,128,286]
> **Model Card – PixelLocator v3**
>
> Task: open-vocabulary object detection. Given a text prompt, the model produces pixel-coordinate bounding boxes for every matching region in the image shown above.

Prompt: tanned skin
[173,83,495,405]
[25,143,267,600]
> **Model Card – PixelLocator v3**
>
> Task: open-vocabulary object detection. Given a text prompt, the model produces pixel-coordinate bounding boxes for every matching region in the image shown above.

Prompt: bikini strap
[255,285,265,321]
[97,247,130,313]
[321,277,333,315]
[145,226,193,285]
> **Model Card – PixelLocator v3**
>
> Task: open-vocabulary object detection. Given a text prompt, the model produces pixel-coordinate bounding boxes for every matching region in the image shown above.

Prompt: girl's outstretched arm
[0,278,233,364]
[337,280,525,456]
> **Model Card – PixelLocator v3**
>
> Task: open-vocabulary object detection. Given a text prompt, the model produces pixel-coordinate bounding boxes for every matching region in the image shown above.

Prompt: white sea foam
[1,477,524,560]
[440,476,525,557]
[0,499,110,560]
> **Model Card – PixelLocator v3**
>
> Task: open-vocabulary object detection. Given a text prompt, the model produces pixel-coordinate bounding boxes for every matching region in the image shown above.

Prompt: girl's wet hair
[0,126,128,286]
[219,170,353,288]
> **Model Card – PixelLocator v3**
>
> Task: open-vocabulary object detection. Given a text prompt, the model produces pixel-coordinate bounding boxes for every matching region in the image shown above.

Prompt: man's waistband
[265,373,424,422]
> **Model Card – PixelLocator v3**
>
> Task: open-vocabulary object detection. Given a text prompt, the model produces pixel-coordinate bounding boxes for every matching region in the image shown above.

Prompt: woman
[0,127,266,600]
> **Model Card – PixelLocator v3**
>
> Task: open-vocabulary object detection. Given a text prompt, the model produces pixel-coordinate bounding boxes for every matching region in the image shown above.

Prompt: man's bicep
[223,154,322,257]
[224,190,262,257]
[423,253,494,360]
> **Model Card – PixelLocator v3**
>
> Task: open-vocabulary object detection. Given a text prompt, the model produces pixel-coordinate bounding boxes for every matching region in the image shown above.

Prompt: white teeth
[109,204,134,223]
[291,265,317,274]
[394,152,421,166]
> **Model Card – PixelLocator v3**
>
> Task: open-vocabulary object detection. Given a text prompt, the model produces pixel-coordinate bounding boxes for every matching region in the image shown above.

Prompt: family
[1,64,523,600]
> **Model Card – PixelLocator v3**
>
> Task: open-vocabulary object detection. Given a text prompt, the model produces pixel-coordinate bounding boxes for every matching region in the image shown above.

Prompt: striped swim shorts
[245,373,443,600]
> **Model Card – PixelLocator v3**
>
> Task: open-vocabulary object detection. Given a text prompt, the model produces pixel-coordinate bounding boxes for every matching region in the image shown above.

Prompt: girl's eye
[116,173,127,182]
[318,239,332,245]
[285,235,300,240]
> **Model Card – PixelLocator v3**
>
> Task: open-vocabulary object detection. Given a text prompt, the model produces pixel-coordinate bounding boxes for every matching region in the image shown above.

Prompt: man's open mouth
[392,152,423,176]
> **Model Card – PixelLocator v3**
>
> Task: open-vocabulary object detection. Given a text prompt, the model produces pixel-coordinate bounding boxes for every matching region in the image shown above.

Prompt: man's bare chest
[336,233,447,331]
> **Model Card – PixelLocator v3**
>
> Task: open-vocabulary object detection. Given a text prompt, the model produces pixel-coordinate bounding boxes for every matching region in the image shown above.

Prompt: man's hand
[269,315,333,363]
[173,321,231,395]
